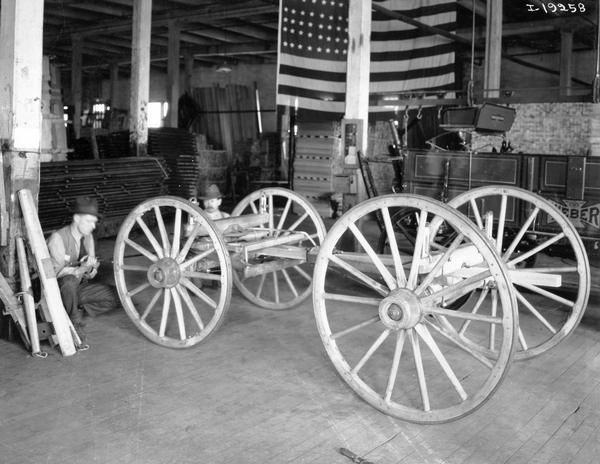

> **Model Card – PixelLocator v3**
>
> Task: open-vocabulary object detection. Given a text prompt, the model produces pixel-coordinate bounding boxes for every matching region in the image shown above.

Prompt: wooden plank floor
[1,239,600,463]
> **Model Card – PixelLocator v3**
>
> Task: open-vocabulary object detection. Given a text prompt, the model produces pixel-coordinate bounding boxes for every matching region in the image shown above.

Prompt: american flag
[276,0,457,119]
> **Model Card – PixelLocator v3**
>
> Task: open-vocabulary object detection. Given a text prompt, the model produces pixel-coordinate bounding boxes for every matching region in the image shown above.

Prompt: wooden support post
[0,0,44,280]
[184,50,194,94]
[130,0,152,157]
[72,34,83,140]
[560,29,573,96]
[345,0,371,205]
[167,19,181,128]
[484,0,502,98]
[110,63,119,108]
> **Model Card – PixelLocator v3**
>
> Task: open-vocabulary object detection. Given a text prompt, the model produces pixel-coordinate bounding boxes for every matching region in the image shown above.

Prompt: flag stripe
[278,64,347,83]
[370,42,455,62]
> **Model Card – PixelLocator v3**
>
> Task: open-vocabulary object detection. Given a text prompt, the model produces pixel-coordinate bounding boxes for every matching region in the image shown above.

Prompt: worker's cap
[72,196,102,219]
[199,184,224,200]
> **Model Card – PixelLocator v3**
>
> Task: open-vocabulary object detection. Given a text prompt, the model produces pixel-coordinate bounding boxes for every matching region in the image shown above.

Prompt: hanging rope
[467,0,476,106]
[594,1,600,103]
[402,106,409,149]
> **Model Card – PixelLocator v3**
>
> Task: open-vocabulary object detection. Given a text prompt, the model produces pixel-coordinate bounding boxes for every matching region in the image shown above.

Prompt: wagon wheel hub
[147,258,181,288]
[378,288,422,330]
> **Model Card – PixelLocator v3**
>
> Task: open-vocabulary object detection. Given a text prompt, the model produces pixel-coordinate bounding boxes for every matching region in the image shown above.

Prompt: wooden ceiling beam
[49,3,277,38]
[68,3,130,17]
[456,17,586,41]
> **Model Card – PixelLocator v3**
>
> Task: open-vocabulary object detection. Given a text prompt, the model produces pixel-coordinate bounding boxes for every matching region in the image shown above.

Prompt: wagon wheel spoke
[249,200,259,214]
[331,315,380,340]
[181,247,216,270]
[323,293,380,306]
[255,273,267,299]
[349,222,396,290]
[516,281,574,309]
[381,207,407,286]
[281,269,298,298]
[329,254,388,296]
[407,210,428,289]
[495,194,507,253]
[127,281,152,298]
[153,206,171,256]
[176,284,204,331]
[171,207,182,259]
[415,233,465,296]
[140,288,163,322]
[177,222,202,263]
[180,277,217,309]
[275,198,292,237]
[285,212,309,235]
[272,271,279,303]
[135,217,164,258]
[517,327,528,351]
[502,207,540,260]
[352,329,390,375]
[415,324,468,401]
[384,330,406,402]
[293,265,312,282]
[158,288,172,338]
[424,318,494,369]
[514,288,558,334]
[121,264,150,272]
[427,306,502,326]
[170,288,186,340]
[407,329,430,411]
[422,270,491,306]
[469,198,484,230]
[181,271,221,281]
[488,289,498,351]
[507,232,566,268]
[125,238,158,262]
[458,288,490,336]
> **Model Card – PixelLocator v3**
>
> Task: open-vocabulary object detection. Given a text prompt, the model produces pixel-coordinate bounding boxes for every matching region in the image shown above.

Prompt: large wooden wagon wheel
[444,186,590,360]
[231,187,326,310]
[313,194,517,423]
[114,196,232,348]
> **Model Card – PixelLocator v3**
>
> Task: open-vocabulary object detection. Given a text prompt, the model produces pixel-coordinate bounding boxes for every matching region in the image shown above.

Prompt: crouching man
[47,196,118,328]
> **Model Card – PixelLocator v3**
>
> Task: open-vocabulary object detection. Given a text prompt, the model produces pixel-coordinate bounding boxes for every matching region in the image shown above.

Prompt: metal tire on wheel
[313,194,518,423]
[446,186,590,360]
[114,196,232,348]
[231,187,326,310]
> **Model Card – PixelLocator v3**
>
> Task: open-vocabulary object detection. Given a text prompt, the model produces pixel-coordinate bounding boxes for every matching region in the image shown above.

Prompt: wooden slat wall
[191,84,257,158]
[293,122,341,217]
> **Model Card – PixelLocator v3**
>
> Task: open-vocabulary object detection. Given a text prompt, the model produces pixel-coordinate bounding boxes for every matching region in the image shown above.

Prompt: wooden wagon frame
[113,186,590,424]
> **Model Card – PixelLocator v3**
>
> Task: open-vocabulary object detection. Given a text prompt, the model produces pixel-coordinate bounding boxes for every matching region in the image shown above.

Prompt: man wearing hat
[199,184,230,221]
[47,196,118,328]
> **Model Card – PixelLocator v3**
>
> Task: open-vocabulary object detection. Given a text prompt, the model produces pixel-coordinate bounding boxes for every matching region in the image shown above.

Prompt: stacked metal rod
[39,157,168,237]
[148,128,228,199]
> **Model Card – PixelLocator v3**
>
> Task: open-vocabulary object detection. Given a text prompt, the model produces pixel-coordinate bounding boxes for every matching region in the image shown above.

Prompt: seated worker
[47,196,118,328]
[200,184,230,221]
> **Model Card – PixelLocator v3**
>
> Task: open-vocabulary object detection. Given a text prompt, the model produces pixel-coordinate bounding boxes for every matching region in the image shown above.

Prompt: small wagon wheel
[313,194,517,423]
[114,196,232,348]
[231,187,326,310]
[445,186,590,360]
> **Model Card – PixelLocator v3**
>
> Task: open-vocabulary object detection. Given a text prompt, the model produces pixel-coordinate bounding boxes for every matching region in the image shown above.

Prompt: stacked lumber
[148,128,228,199]
[38,157,168,237]
[191,84,257,156]
[71,130,132,160]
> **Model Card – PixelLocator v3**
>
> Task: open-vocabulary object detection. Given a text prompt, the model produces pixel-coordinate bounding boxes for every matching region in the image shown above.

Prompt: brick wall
[472,102,597,156]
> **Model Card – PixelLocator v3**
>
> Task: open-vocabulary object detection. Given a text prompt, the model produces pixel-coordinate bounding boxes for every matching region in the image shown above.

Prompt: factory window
[148,101,169,128]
